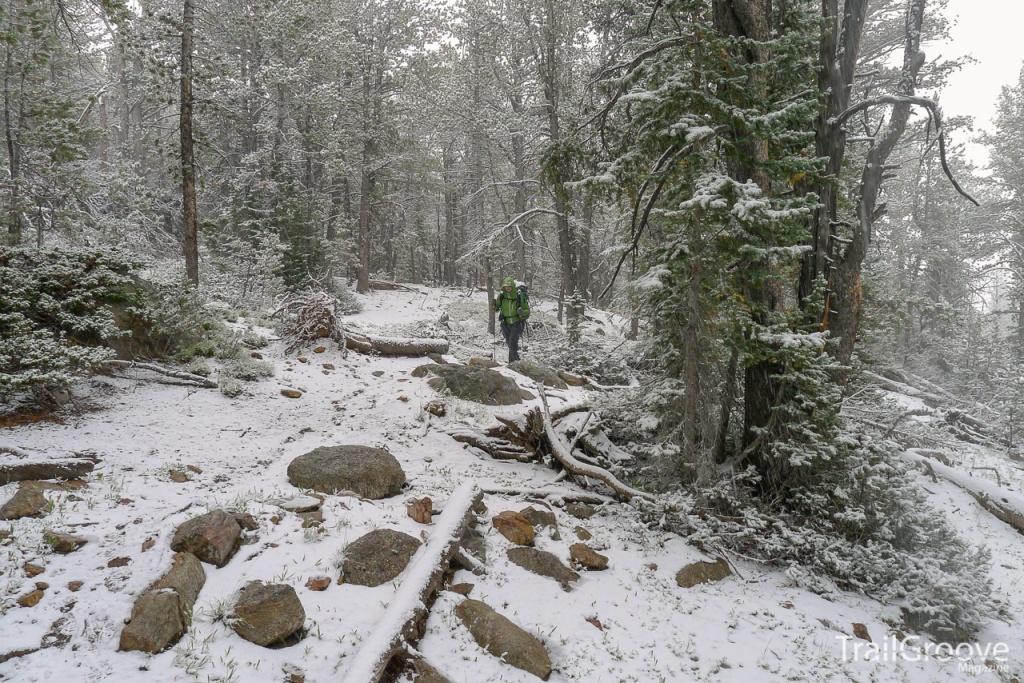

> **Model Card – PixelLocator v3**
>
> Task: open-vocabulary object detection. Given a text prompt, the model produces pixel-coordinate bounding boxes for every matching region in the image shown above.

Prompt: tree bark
[179,0,199,285]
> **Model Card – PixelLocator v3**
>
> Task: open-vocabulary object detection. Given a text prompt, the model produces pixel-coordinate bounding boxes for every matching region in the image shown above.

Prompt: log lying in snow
[367,279,419,292]
[345,332,449,357]
[538,386,654,503]
[904,451,1024,536]
[341,482,482,682]
[0,448,99,485]
[103,360,217,388]
[449,426,535,462]
[481,485,613,505]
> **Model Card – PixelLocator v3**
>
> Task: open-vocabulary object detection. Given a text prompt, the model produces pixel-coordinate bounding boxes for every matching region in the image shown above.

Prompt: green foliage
[0,247,135,392]
[221,357,275,382]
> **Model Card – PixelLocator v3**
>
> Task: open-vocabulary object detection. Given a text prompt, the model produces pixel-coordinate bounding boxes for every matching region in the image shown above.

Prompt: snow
[0,286,1021,682]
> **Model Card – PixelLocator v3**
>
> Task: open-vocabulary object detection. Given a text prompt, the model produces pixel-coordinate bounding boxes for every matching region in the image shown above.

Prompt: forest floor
[1,286,1022,682]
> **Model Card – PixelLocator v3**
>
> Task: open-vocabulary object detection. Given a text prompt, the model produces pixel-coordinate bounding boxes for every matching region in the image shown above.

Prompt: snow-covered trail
[0,287,1020,682]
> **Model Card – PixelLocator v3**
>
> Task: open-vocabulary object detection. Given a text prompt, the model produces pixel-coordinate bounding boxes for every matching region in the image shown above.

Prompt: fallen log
[345,332,449,357]
[904,451,1024,536]
[103,360,217,388]
[449,427,535,462]
[341,482,482,683]
[368,279,419,292]
[481,485,613,505]
[0,449,99,485]
[538,385,655,503]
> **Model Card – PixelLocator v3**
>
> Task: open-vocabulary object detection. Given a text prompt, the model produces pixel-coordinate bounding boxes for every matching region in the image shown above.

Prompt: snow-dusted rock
[341,529,421,587]
[506,547,579,590]
[455,599,552,680]
[230,581,306,647]
[491,510,535,546]
[170,509,241,567]
[43,530,86,554]
[413,364,524,405]
[0,482,47,520]
[507,360,568,389]
[569,543,608,571]
[119,552,206,654]
[287,445,406,499]
[268,494,322,513]
[675,558,731,588]
[519,506,559,539]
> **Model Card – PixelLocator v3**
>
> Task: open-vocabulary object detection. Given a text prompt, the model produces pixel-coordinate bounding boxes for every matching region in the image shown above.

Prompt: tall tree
[180,0,199,284]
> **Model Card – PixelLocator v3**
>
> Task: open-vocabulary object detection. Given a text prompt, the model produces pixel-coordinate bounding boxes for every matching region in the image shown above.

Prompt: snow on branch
[458,207,565,264]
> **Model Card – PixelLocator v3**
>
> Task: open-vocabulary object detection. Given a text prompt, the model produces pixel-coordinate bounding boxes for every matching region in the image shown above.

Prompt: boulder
[413,364,524,405]
[305,576,331,591]
[506,548,579,590]
[491,511,535,546]
[407,497,433,524]
[268,495,322,513]
[0,457,95,486]
[1,483,47,520]
[281,388,303,399]
[574,527,592,541]
[170,509,241,567]
[118,590,187,653]
[519,506,559,539]
[119,552,206,654]
[565,502,597,519]
[507,360,568,389]
[675,558,731,588]
[341,529,421,587]
[455,599,552,680]
[467,357,499,369]
[230,581,306,647]
[43,530,87,554]
[287,445,406,499]
[569,543,608,571]
[17,589,44,608]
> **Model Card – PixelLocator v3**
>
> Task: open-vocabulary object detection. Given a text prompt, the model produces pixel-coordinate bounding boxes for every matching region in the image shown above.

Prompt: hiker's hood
[501,276,516,288]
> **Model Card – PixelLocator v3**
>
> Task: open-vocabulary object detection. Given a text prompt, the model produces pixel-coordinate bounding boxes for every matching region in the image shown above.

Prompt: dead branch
[538,385,655,503]
[345,332,449,357]
[103,360,217,388]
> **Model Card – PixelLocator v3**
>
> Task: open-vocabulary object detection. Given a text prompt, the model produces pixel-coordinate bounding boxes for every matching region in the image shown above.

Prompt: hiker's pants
[500,320,524,362]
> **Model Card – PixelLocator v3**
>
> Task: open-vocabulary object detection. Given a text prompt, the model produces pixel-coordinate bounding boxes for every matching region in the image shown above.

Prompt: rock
[372,369,385,377]
[287,445,406,499]
[519,506,559,539]
[507,360,568,389]
[107,556,132,568]
[449,582,474,596]
[569,543,609,571]
[1,482,48,520]
[558,370,588,387]
[170,509,241,567]
[407,497,433,524]
[297,356,309,363]
[67,581,83,592]
[414,364,524,405]
[281,388,303,399]
[411,659,451,683]
[424,400,446,417]
[313,346,326,353]
[341,529,421,587]
[34,581,48,590]
[233,512,259,531]
[426,352,447,364]
[305,576,331,591]
[299,509,323,528]
[565,502,597,519]
[573,527,592,541]
[118,590,187,654]
[169,469,190,483]
[491,511,535,546]
[675,558,731,588]
[506,548,579,590]
[23,562,44,577]
[148,552,206,609]
[283,665,306,683]
[323,363,335,370]
[852,622,872,642]
[460,527,487,564]
[250,351,263,359]
[455,599,552,680]
[17,589,44,608]
[44,530,87,554]
[230,581,306,647]
[141,537,155,552]
[467,356,499,369]
[585,616,604,631]
[645,562,658,571]
[0,458,96,486]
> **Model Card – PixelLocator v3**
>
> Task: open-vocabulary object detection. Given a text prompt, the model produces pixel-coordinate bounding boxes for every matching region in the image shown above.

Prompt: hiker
[494,276,530,362]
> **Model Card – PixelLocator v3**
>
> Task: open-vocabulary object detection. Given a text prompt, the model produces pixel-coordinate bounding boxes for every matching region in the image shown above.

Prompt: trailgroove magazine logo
[837,634,1011,673]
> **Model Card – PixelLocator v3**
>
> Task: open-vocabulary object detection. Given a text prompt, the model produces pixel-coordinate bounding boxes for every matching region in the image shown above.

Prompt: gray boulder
[231,581,306,647]
[413,364,524,405]
[507,361,568,389]
[455,599,552,680]
[506,547,579,590]
[1,483,47,520]
[287,445,406,499]
[341,529,421,587]
[119,552,206,654]
[171,509,241,567]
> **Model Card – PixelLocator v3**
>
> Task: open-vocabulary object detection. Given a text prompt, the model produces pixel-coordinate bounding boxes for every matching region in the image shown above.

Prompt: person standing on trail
[494,276,530,362]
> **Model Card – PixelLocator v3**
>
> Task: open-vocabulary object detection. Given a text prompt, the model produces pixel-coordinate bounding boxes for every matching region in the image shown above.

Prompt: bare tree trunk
[357,137,374,293]
[179,0,199,285]
[3,0,22,247]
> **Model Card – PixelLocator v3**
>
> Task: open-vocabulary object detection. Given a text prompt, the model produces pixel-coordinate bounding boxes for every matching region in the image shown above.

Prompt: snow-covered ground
[1,287,1021,682]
